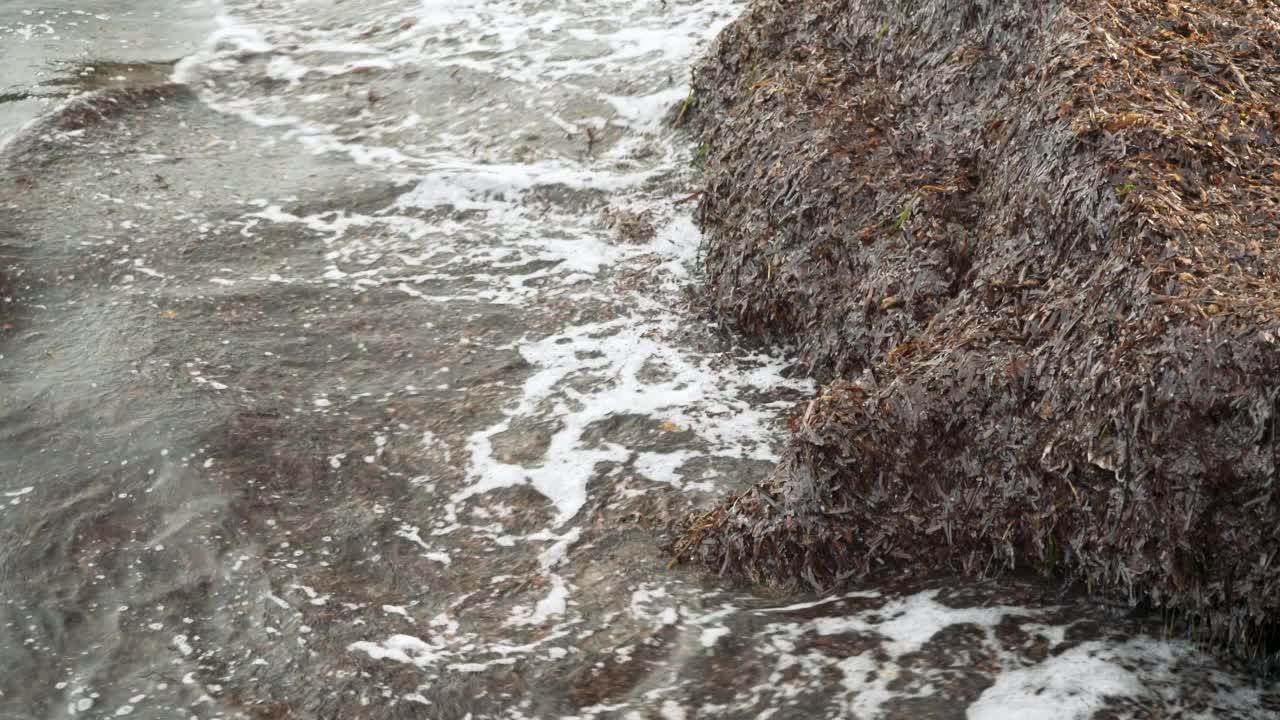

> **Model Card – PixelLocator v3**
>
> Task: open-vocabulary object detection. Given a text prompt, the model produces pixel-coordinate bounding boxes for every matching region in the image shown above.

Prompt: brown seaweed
[671,0,1280,661]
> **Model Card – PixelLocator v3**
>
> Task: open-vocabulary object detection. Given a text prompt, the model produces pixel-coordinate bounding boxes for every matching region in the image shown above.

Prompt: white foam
[753,590,882,615]
[507,575,571,627]
[349,633,448,668]
[450,314,807,523]
[812,590,1011,657]
[967,642,1150,720]
[172,635,194,657]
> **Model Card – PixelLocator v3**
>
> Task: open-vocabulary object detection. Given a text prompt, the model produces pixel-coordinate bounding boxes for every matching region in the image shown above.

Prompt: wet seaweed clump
[48,83,193,132]
[671,0,1280,660]
[2,84,196,173]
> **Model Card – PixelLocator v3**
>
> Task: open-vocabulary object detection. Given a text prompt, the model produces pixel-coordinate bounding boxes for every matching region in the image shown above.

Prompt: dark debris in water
[671,0,1280,664]
[2,83,195,161]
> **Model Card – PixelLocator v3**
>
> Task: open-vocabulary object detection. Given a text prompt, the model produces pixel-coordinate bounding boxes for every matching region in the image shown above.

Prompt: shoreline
[2,0,1277,715]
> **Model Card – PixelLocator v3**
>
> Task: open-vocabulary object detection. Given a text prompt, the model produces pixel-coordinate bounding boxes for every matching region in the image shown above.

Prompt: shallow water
[0,1,1276,718]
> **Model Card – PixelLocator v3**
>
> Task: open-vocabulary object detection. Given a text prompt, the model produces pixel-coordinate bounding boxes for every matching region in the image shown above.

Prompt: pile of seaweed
[671,0,1280,658]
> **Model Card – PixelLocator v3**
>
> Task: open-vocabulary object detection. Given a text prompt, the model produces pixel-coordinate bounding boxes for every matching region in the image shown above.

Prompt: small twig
[674,190,703,205]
